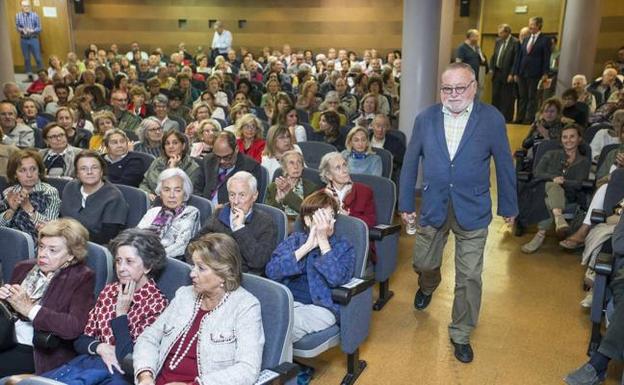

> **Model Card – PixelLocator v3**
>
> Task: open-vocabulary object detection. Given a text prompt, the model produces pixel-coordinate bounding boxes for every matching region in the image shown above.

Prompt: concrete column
[556,0,602,95]
[0,0,16,84]
[399,0,443,141]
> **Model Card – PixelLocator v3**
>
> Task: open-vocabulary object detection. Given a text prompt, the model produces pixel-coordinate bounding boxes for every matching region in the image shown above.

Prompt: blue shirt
[15,11,41,36]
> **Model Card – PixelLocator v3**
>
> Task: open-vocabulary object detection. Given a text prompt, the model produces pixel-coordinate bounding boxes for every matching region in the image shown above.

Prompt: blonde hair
[345,126,374,154]
[235,113,264,140]
[188,233,242,291]
[39,218,89,264]
[263,125,293,157]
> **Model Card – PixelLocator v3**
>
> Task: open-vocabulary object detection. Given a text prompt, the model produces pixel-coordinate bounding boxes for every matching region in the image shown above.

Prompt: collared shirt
[212,30,233,52]
[229,208,252,232]
[15,11,41,36]
[442,102,473,160]
[496,36,511,68]
[210,166,235,206]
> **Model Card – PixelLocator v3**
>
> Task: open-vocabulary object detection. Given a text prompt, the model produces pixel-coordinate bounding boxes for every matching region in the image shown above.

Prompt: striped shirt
[442,102,473,160]
[15,11,41,36]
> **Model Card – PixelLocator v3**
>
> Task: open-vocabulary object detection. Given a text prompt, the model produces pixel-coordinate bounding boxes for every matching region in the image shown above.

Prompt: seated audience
[0,218,95,376]
[588,67,622,107]
[89,110,117,152]
[195,131,262,205]
[590,109,624,163]
[351,92,379,127]
[104,129,148,187]
[335,77,358,119]
[19,97,51,133]
[128,85,152,118]
[185,102,214,142]
[55,107,92,149]
[342,126,382,176]
[195,171,276,275]
[572,74,596,113]
[40,123,81,178]
[138,168,200,259]
[134,117,164,158]
[561,88,589,127]
[277,105,306,143]
[318,110,346,151]
[196,90,226,121]
[319,151,376,227]
[295,79,321,115]
[224,102,251,133]
[0,130,18,178]
[521,98,566,153]
[133,233,264,385]
[61,151,129,244]
[265,191,355,342]
[266,150,318,218]
[26,70,51,95]
[1,102,35,148]
[190,118,222,158]
[0,149,61,240]
[310,91,348,130]
[44,83,71,115]
[520,124,591,253]
[110,89,141,141]
[261,125,302,180]
[367,77,391,116]
[42,228,168,385]
[235,113,266,163]
[370,114,405,173]
[152,94,179,132]
[563,215,624,385]
[140,130,200,202]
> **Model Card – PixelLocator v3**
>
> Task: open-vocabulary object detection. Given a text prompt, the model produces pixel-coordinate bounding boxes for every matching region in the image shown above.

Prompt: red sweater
[236,138,266,163]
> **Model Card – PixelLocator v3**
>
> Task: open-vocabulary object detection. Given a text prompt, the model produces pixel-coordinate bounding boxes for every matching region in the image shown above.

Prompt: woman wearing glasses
[135,117,164,158]
[39,122,82,178]
[61,151,129,245]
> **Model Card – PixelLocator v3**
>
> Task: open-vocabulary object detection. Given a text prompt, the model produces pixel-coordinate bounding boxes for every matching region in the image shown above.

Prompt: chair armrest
[595,252,615,276]
[331,278,375,305]
[590,209,607,225]
[254,363,299,385]
[369,224,401,241]
[12,377,66,385]
[581,180,595,190]
[517,172,531,182]
[514,149,527,159]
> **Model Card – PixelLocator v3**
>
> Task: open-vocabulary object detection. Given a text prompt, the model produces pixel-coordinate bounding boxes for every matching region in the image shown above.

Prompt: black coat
[194,152,262,204]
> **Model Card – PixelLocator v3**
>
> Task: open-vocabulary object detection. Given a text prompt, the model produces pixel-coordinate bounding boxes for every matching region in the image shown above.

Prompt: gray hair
[572,74,587,85]
[324,91,340,103]
[278,150,304,170]
[226,171,257,194]
[319,151,348,183]
[153,93,169,106]
[138,116,162,142]
[442,62,476,81]
[109,228,167,279]
[103,129,129,147]
[155,168,194,202]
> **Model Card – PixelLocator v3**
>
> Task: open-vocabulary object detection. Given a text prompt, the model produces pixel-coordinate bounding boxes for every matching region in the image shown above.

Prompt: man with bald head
[194,131,262,205]
[399,63,517,364]
[455,29,487,83]
[588,67,623,106]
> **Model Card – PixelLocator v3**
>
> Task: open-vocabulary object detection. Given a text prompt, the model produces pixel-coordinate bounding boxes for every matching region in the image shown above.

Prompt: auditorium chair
[298,141,337,170]
[371,147,393,179]
[255,203,288,244]
[0,227,34,283]
[45,176,71,197]
[115,184,150,228]
[258,165,270,204]
[187,194,213,227]
[85,241,114,297]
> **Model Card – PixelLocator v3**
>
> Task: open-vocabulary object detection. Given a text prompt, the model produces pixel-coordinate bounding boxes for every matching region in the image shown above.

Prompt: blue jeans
[20,37,42,74]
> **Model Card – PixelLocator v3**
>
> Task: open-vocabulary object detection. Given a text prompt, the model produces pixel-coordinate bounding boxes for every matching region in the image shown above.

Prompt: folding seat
[187,194,213,227]
[297,141,337,170]
[0,227,34,283]
[115,184,150,228]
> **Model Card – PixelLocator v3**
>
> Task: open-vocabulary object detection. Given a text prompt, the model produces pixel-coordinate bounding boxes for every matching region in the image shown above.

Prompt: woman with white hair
[134,117,163,158]
[341,126,382,176]
[190,118,222,158]
[137,167,200,259]
[572,74,597,113]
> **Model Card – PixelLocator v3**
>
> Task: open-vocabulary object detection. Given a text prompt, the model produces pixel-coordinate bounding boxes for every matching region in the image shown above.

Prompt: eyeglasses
[46,133,66,140]
[440,80,475,95]
[147,127,163,132]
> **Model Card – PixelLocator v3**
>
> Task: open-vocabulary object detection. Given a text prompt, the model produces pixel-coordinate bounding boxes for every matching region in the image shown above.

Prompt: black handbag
[0,300,18,351]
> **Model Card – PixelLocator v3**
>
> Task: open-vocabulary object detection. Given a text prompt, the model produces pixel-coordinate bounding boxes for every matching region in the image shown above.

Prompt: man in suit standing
[490,24,520,122]
[455,29,486,83]
[399,63,518,363]
[513,17,551,124]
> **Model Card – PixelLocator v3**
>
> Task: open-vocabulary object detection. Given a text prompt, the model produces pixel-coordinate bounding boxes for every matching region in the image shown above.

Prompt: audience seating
[187,194,213,227]
[298,141,337,170]
[351,173,401,310]
[45,177,71,197]
[371,147,393,179]
[0,227,35,283]
[255,203,288,243]
[272,167,323,187]
[596,143,620,172]
[301,123,324,142]
[583,122,612,146]
[292,214,374,385]
[241,273,298,385]
[0,175,7,193]
[386,128,406,148]
[156,256,193,301]
[258,165,270,204]
[129,150,156,172]
[115,184,150,228]
[85,241,114,297]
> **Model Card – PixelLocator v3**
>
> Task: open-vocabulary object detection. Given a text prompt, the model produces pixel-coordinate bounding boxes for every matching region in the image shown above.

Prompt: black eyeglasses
[215,152,235,162]
[440,80,475,95]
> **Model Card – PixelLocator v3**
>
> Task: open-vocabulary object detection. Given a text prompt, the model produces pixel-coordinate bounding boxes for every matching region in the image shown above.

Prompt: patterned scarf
[149,204,186,238]
[350,150,368,160]
[3,186,50,240]
[20,264,61,303]
[325,182,352,212]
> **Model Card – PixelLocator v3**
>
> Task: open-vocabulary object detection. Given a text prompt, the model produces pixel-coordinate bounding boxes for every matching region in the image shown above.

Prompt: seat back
[255,203,288,243]
[272,167,323,187]
[372,147,393,179]
[597,144,620,174]
[129,151,155,173]
[583,123,611,145]
[241,273,294,368]
[301,123,323,142]
[298,141,337,169]
[187,194,213,227]
[531,140,562,172]
[0,176,7,195]
[0,228,35,283]
[115,184,150,228]
[387,129,406,147]
[257,165,269,203]
[86,241,114,297]
[46,177,71,198]
[604,168,624,215]
[156,257,192,301]
[350,174,395,225]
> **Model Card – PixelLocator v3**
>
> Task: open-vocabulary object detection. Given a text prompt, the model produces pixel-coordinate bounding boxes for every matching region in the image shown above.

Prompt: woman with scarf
[0,149,61,240]
[39,122,81,178]
[341,126,382,176]
[0,218,95,376]
[42,228,168,385]
[138,168,200,259]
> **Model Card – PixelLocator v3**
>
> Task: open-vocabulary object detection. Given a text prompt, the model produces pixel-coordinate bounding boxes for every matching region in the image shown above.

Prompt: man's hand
[504,216,516,226]
[400,212,417,225]
[553,176,564,185]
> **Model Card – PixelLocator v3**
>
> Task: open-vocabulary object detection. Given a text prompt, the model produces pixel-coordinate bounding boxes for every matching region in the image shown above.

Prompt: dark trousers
[491,71,515,122]
[0,344,35,376]
[19,37,42,75]
[598,266,624,361]
[517,76,540,124]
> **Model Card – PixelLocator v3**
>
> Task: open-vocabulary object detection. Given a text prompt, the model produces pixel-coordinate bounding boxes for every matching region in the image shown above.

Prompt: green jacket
[534,149,591,189]
[265,178,319,216]
[596,145,624,182]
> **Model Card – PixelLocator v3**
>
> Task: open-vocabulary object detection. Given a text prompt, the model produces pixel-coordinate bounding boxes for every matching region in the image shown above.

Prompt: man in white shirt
[211,21,233,62]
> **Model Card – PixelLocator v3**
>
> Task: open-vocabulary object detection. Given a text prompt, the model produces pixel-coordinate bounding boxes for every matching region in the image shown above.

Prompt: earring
[219,282,225,288]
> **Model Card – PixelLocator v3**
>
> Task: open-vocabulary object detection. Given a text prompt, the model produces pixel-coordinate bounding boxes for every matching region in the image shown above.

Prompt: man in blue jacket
[399,62,518,363]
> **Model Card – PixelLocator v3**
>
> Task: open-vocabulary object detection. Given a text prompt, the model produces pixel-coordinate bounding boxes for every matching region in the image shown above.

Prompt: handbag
[0,300,18,351]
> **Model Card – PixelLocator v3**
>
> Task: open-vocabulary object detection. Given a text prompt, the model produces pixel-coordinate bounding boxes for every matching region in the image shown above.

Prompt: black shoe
[451,340,474,363]
[413,289,432,310]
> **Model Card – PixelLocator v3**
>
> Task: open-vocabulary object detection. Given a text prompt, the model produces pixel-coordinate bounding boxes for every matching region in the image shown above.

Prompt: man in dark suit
[399,63,518,364]
[490,24,520,122]
[455,29,487,83]
[194,131,262,205]
[513,16,551,124]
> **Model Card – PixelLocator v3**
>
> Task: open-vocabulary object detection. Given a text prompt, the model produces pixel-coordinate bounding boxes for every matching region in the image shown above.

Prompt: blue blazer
[512,33,551,78]
[398,102,518,230]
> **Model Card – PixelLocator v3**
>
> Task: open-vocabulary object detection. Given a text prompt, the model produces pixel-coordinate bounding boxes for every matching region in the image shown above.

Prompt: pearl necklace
[167,292,230,371]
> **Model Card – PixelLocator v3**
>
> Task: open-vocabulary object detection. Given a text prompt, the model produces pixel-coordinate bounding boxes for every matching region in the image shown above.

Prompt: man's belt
[20,34,38,39]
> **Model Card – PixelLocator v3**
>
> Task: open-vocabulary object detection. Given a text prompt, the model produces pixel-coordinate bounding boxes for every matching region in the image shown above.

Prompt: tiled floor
[308,124,623,384]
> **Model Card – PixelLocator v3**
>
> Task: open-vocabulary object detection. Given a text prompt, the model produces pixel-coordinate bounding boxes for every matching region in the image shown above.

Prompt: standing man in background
[15,1,42,82]
[455,29,488,98]
[490,24,520,122]
[211,21,233,63]
[513,16,551,124]
[399,63,518,364]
